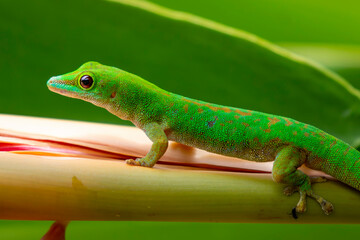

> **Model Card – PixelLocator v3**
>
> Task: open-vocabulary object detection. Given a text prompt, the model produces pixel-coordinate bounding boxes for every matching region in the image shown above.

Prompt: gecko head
[47,61,122,108]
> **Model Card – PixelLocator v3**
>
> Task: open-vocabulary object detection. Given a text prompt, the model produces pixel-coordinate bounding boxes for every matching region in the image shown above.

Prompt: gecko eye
[80,75,94,89]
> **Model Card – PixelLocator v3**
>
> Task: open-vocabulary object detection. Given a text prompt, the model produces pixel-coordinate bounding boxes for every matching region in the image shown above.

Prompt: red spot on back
[208,105,219,111]
[183,98,201,105]
[354,158,360,165]
[235,109,252,116]
[319,132,326,139]
[285,119,293,126]
[182,97,252,116]
[267,117,280,128]
[344,147,351,156]
[330,140,337,148]
[242,122,250,127]
[223,107,231,113]
[183,104,189,113]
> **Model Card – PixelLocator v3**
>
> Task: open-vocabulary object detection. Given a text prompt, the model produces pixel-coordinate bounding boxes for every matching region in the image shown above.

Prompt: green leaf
[1,0,360,145]
[145,0,360,45]
[281,43,360,90]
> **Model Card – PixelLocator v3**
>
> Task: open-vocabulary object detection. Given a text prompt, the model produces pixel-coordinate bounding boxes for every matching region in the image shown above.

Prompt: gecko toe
[321,201,334,215]
[283,186,298,196]
[125,159,141,166]
[308,191,334,215]
[295,191,307,213]
[310,176,327,183]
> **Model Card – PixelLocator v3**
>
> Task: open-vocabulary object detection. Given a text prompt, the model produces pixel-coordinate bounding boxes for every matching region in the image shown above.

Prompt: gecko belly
[165,124,283,163]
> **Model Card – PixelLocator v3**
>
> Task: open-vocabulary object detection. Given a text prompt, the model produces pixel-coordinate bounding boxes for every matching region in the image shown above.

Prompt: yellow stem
[0,152,359,223]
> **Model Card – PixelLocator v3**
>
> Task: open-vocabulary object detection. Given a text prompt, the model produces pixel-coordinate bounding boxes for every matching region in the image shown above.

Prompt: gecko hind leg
[272,146,333,216]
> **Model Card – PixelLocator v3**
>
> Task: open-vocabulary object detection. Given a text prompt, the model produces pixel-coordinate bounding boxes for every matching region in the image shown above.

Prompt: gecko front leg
[272,146,333,216]
[126,122,168,167]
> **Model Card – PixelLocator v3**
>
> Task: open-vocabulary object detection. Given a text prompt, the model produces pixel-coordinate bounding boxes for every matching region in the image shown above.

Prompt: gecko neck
[105,80,170,125]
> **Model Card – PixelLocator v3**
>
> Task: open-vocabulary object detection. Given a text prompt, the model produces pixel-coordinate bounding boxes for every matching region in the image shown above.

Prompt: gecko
[47,61,360,216]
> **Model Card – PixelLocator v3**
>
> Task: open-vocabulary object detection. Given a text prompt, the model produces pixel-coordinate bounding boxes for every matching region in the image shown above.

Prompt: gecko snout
[47,77,57,90]
[46,76,72,96]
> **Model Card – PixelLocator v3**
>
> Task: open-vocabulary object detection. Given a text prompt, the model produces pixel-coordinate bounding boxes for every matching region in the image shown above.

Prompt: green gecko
[47,61,360,216]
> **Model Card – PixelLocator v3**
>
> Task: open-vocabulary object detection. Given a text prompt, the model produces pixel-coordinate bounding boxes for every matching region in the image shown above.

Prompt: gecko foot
[125,158,153,167]
[284,188,334,215]
[283,177,333,216]
[125,158,142,166]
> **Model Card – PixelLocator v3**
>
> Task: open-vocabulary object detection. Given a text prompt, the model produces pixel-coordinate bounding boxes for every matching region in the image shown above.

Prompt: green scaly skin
[47,61,360,216]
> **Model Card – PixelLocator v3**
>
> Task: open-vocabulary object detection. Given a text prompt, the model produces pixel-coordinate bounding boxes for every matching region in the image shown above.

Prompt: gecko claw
[291,208,298,219]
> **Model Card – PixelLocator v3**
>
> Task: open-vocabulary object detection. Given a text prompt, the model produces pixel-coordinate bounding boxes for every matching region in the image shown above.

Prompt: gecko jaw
[47,77,79,98]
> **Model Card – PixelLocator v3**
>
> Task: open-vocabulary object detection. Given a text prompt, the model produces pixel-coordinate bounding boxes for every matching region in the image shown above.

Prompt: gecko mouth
[47,77,79,98]
[47,77,66,92]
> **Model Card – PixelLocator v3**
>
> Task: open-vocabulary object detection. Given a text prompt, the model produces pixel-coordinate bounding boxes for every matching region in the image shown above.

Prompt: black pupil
[80,75,93,89]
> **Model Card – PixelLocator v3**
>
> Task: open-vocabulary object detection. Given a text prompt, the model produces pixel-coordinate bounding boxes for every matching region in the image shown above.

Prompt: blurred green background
[1,0,360,239]
[150,0,360,87]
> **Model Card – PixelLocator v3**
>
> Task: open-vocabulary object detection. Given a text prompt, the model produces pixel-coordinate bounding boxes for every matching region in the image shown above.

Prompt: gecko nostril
[47,78,55,87]
[47,77,61,90]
